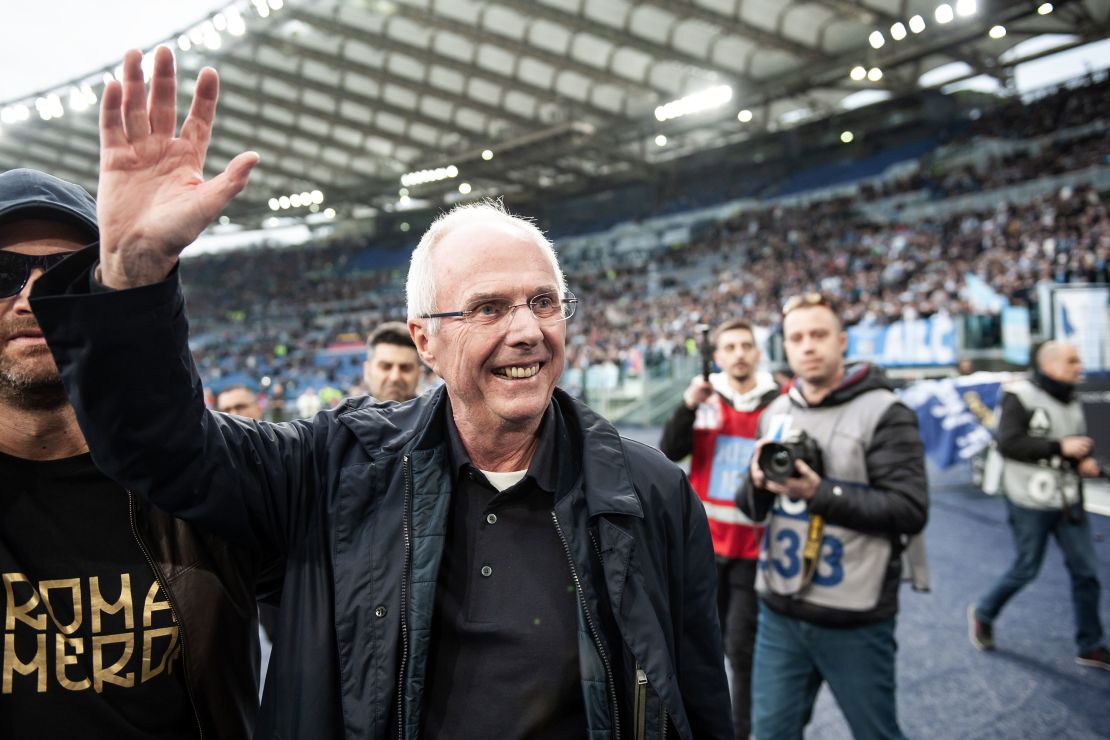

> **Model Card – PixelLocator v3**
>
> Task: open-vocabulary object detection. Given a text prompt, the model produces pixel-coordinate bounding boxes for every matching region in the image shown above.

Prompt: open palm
[97,46,258,288]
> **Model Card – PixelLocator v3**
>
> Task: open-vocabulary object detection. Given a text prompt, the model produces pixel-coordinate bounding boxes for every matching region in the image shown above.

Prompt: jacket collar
[336,385,644,519]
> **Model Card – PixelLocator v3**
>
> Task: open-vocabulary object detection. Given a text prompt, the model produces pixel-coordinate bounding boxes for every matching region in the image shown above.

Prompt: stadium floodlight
[226,8,247,36]
[67,84,96,113]
[35,94,64,121]
[400,165,460,187]
[850,65,867,81]
[323,208,336,219]
[190,27,205,45]
[653,85,733,122]
[213,13,228,31]
[177,35,192,52]
[867,67,883,82]
[955,0,976,17]
[909,14,926,33]
[890,22,907,41]
[278,196,291,209]
[400,222,410,232]
[398,187,409,197]
[218,215,230,225]
[205,31,223,50]
[737,109,753,122]
[268,198,279,211]
[269,0,284,9]
[869,31,885,49]
[1037,2,1053,14]
[0,104,29,125]
[311,190,324,204]
[935,4,954,24]
[290,194,302,208]
[481,149,494,161]
[458,182,472,194]
[988,25,1006,39]
[655,134,668,147]
[840,131,855,143]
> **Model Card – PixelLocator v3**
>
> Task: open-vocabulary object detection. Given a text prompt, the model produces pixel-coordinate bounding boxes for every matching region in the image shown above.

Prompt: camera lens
[770,449,793,476]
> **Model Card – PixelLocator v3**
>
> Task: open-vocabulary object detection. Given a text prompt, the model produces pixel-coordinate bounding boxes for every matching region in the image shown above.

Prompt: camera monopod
[696,323,712,381]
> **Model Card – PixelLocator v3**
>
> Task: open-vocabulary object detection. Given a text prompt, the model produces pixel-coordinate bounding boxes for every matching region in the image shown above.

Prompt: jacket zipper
[551,511,621,739]
[128,491,204,740]
[396,456,413,740]
[634,664,647,740]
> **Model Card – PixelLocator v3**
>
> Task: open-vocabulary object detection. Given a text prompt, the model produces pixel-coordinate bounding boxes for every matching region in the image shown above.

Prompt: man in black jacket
[0,168,269,738]
[32,47,731,738]
[969,341,1109,670]
[737,293,928,740]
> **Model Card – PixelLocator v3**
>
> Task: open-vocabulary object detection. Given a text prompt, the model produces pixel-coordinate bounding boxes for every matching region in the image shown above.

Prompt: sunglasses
[0,251,72,299]
[782,292,834,316]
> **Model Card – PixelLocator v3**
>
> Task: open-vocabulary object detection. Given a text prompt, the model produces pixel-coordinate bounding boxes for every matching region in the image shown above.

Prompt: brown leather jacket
[131,493,280,739]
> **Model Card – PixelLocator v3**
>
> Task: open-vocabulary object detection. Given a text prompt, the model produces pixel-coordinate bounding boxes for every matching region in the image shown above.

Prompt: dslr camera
[757,430,824,484]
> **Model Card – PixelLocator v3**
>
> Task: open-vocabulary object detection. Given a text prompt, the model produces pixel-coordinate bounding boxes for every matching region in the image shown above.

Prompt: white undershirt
[479,468,528,492]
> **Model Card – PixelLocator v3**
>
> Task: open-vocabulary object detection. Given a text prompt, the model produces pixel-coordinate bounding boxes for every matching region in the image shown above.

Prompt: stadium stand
[178,74,1110,406]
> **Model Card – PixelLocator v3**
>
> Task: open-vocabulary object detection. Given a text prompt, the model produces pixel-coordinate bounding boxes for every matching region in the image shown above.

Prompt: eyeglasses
[0,251,72,299]
[782,292,833,316]
[420,291,578,328]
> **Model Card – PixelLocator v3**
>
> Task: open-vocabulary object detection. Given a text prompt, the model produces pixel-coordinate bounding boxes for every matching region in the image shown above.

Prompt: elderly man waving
[30,47,731,740]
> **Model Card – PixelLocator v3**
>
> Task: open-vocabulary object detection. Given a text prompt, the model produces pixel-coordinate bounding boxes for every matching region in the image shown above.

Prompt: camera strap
[799,512,825,592]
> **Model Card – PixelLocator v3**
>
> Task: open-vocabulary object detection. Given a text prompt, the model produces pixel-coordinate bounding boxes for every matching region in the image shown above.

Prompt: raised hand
[97,46,259,288]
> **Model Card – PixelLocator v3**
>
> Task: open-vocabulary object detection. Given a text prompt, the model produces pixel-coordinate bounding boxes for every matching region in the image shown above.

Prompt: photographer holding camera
[969,341,1109,670]
[660,318,779,740]
[738,294,928,740]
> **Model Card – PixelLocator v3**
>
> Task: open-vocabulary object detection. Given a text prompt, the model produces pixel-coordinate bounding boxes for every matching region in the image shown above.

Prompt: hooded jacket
[31,247,732,740]
[1,168,268,739]
[738,364,928,627]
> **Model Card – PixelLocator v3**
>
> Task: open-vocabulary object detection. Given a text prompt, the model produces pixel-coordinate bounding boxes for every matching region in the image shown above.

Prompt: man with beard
[363,321,422,402]
[659,319,778,739]
[0,168,271,739]
[738,293,928,740]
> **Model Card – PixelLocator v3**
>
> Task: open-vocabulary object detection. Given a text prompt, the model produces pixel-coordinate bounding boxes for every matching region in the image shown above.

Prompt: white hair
[405,199,567,334]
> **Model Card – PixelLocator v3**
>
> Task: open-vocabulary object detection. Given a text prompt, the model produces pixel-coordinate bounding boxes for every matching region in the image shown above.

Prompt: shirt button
[480,565,493,577]
[486,513,498,525]
[374,606,387,618]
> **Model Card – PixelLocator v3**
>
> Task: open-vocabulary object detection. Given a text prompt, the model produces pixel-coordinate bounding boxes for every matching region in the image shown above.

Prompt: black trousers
[718,557,759,740]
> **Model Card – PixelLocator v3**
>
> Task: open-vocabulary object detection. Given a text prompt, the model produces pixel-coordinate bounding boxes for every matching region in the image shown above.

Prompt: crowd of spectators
[182,75,1110,404]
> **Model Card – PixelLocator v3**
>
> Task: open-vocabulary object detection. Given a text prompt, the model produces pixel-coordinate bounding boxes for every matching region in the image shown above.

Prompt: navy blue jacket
[32,247,731,740]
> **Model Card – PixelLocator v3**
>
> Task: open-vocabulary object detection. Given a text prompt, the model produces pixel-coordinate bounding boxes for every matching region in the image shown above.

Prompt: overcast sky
[0,0,227,100]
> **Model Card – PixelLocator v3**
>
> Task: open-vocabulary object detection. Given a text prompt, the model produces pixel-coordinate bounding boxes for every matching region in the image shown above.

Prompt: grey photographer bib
[1001,380,1086,511]
[755,389,899,612]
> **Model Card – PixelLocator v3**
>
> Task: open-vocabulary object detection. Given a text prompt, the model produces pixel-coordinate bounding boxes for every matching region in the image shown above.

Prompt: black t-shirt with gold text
[0,451,196,739]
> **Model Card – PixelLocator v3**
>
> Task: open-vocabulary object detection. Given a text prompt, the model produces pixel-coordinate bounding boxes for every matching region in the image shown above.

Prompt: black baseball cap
[0,168,98,244]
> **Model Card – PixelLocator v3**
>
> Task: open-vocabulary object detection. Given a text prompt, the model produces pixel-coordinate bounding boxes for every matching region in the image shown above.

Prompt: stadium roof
[1,0,1107,225]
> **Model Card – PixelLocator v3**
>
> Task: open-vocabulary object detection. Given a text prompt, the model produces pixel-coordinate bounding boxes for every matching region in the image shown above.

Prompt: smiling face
[0,219,87,408]
[410,221,566,436]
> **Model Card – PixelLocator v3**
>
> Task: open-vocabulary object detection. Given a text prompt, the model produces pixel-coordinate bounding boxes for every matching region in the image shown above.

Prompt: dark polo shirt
[420,404,587,739]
